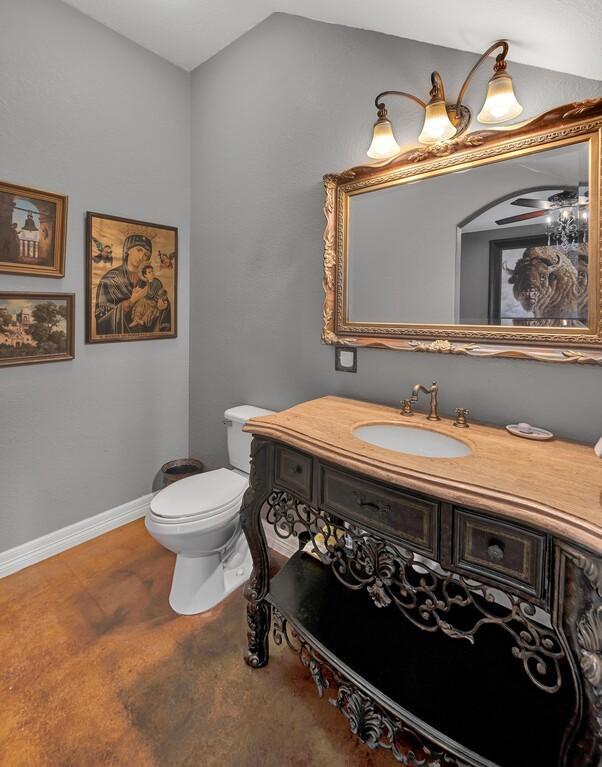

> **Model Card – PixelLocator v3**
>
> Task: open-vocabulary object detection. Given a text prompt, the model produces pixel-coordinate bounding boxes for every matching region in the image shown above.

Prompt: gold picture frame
[0,180,68,277]
[322,98,602,365]
[86,212,177,344]
[0,292,75,367]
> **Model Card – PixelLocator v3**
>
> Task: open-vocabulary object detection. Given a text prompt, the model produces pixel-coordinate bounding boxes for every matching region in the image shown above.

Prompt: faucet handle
[454,408,470,428]
[400,399,414,417]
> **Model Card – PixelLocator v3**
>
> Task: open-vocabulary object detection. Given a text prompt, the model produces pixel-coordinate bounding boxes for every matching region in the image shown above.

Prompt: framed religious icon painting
[85,212,177,343]
[0,180,68,277]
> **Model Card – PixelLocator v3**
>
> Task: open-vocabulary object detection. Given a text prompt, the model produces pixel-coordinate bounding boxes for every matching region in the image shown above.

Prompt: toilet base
[168,539,252,615]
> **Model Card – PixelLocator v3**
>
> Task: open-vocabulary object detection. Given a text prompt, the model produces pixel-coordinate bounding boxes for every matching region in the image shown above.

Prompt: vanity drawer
[453,509,546,599]
[320,466,438,556]
[274,445,313,500]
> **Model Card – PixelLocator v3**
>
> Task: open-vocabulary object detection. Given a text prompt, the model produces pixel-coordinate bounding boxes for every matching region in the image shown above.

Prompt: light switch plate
[334,345,357,373]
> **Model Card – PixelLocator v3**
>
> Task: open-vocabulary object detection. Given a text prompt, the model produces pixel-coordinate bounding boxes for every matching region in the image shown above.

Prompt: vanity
[240,396,602,767]
[239,95,602,765]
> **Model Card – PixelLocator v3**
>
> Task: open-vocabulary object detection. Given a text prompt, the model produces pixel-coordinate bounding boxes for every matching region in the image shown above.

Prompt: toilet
[145,405,275,615]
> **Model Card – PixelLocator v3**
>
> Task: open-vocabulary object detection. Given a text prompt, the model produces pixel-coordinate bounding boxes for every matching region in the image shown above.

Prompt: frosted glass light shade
[477,73,523,123]
[418,100,457,144]
[367,118,401,159]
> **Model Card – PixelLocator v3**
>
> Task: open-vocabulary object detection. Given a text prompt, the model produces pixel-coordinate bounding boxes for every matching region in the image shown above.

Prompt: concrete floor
[0,519,393,767]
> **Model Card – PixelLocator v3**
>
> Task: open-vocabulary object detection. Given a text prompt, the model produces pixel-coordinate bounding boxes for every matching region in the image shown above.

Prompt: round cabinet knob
[487,540,505,562]
[294,465,303,474]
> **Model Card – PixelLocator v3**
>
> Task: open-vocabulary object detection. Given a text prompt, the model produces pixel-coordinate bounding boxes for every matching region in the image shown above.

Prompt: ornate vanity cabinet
[240,397,602,767]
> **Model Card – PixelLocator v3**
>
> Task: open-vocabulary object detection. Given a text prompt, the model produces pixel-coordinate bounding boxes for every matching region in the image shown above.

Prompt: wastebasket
[160,458,204,487]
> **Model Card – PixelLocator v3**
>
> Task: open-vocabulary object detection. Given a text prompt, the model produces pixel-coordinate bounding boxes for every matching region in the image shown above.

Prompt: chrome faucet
[410,381,440,421]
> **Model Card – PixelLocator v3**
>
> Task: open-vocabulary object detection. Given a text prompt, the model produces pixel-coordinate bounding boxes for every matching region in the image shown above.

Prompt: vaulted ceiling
[60,0,602,80]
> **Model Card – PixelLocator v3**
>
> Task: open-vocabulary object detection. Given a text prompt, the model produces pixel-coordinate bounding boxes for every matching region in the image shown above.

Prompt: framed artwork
[86,212,177,344]
[0,180,68,277]
[487,235,588,327]
[0,292,75,368]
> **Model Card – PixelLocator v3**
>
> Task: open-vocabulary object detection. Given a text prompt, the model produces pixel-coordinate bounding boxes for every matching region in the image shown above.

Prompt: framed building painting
[0,292,75,367]
[86,212,177,343]
[0,180,68,277]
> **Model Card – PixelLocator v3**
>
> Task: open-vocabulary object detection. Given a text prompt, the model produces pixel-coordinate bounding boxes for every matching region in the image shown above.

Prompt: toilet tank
[224,405,276,474]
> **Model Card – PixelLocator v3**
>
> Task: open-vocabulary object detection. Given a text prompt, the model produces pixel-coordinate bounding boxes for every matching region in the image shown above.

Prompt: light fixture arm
[374,90,427,119]
[454,40,509,114]
[428,71,447,102]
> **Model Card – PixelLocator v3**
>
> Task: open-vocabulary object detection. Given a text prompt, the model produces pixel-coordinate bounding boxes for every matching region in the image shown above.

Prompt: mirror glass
[347,141,590,328]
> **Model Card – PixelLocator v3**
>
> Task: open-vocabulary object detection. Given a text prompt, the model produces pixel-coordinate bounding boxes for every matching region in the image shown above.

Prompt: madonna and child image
[86,212,177,343]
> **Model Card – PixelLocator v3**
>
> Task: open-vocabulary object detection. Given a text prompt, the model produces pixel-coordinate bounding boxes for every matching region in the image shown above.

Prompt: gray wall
[190,13,602,470]
[0,0,190,550]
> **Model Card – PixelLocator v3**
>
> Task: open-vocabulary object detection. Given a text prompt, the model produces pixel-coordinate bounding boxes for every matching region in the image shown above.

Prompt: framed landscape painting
[0,292,75,368]
[86,212,177,343]
[0,180,68,277]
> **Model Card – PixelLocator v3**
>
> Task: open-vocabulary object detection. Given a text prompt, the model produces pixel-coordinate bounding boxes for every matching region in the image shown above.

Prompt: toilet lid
[150,468,247,521]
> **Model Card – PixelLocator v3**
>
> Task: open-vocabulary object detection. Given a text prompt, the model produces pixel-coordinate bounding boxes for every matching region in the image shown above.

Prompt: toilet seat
[150,468,247,525]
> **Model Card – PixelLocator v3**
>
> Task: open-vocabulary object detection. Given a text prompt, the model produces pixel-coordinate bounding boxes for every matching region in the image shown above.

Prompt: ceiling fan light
[418,99,457,144]
[477,72,523,124]
[367,117,401,159]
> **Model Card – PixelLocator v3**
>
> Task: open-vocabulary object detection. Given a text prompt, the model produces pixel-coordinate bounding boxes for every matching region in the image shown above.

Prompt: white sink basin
[353,423,471,458]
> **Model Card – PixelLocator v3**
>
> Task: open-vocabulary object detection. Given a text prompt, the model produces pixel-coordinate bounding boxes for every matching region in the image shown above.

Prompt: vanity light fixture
[367,40,523,158]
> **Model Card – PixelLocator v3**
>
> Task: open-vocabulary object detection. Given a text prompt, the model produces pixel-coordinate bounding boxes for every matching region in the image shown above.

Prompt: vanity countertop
[245,396,602,554]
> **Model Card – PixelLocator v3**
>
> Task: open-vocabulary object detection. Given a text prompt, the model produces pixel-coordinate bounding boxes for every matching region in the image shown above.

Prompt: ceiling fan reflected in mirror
[495,189,588,225]
[495,188,589,252]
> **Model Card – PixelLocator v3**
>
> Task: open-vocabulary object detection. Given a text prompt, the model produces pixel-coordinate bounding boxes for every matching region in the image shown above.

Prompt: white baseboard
[0,493,154,579]
[263,520,297,559]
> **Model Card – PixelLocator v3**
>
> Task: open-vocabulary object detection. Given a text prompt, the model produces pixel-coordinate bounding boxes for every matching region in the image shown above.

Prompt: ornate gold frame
[322,98,602,364]
[0,180,68,278]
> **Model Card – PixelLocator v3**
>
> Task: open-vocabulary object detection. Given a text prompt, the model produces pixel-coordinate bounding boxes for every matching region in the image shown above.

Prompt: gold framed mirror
[322,99,602,364]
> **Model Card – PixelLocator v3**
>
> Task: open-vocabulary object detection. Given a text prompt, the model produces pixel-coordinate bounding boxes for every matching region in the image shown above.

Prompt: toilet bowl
[145,405,274,615]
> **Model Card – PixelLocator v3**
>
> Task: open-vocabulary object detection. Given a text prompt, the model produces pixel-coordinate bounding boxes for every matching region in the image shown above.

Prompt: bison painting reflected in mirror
[510,246,588,325]
[489,241,588,327]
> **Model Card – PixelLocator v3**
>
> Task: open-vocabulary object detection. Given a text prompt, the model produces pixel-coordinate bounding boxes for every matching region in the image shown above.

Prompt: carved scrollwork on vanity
[555,545,602,766]
[265,489,565,694]
[272,608,469,767]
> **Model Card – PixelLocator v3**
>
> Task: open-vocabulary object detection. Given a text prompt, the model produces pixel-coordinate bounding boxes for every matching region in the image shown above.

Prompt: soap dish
[506,423,554,441]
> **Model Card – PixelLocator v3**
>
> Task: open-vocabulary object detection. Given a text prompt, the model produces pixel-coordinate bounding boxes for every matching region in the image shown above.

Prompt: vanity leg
[554,543,602,766]
[240,438,273,668]
[244,592,271,668]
